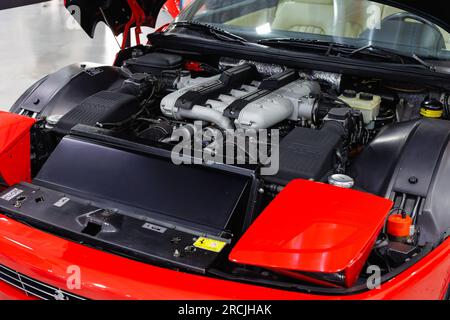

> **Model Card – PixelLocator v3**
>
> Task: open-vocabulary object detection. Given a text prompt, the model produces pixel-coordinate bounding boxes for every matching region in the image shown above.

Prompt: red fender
[0,112,35,186]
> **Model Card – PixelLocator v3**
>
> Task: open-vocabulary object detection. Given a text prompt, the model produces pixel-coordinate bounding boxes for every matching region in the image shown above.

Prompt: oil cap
[328,174,355,189]
[420,98,443,118]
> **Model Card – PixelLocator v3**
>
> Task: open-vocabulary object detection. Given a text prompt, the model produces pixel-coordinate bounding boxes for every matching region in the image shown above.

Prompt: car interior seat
[271,0,371,38]
[271,0,339,35]
[224,5,277,27]
[224,0,450,49]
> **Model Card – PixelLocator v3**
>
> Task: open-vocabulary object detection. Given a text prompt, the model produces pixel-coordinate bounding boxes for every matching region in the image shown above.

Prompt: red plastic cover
[0,111,35,185]
[230,179,393,287]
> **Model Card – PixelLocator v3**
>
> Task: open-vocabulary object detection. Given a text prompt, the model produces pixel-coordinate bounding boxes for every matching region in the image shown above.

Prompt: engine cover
[351,119,450,245]
[11,64,126,119]
[161,68,320,130]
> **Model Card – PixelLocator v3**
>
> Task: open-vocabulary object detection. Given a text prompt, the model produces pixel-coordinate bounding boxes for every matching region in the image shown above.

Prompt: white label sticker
[1,188,24,201]
[142,223,167,234]
[85,68,103,77]
[54,197,70,208]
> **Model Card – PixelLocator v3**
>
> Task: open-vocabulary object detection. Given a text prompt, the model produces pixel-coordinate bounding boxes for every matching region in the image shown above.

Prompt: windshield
[176,0,450,60]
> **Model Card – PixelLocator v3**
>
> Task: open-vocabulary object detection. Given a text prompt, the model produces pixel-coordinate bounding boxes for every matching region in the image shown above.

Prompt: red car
[0,0,449,300]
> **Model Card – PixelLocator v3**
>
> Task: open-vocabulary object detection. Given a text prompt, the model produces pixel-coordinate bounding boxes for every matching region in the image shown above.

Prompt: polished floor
[0,0,171,110]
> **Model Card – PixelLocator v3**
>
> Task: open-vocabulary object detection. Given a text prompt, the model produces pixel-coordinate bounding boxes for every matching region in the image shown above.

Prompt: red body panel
[0,112,35,186]
[230,180,393,287]
[4,0,448,302]
[0,214,448,300]
[0,280,37,300]
[164,0,180,17]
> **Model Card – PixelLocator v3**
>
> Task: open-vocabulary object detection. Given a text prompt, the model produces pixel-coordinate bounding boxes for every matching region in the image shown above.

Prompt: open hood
[65,0,167,38]
[65,0,450,39]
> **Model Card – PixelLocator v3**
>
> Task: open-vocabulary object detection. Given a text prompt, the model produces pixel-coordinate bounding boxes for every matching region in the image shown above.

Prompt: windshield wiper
[258,38,443,71]
[258,38,408,60]
[346,44,446,71]
[411,53,444,72]
[170,21,248,44]
[257,37,354,52]
[346,44,407,64]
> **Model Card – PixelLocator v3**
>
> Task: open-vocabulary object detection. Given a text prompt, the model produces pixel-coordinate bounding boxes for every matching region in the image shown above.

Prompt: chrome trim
[0,264,86,300]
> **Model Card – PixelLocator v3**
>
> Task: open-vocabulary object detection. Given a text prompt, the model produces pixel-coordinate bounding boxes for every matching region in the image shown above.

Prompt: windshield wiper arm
[346,44,410,64]
[170,21,248,44]
[251,37,446,73]
[411,54,441,71]
[259,39,439,70]
[345,44,441,70]
[350,44,450,73]
[257,37,354,51]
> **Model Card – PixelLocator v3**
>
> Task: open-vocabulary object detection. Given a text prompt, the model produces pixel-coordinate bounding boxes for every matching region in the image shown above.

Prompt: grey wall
[0,0,50,10]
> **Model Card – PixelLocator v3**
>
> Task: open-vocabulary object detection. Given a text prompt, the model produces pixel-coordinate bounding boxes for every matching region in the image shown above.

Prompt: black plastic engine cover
[350,120,420,196]
[175,63,257,110]
[124,52,183,75]
[351,119,450,245]
[264,123,344,185]
[53,90,141,135]
[34,136,250,235]
[0,134,254,273]
[10,64,126,118]
[0,183,224,273]
[223,69,298,119]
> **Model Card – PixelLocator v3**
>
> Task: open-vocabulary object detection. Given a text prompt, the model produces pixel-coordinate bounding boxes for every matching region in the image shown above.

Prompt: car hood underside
[65,0,167,37]
[65,0,450,38]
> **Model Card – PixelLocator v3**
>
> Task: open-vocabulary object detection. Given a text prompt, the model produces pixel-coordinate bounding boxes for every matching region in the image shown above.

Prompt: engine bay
[5,47,450,292]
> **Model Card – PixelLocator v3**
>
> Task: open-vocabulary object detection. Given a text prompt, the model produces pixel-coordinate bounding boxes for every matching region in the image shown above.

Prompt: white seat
[271,0,365,37]
[272,0,337,35]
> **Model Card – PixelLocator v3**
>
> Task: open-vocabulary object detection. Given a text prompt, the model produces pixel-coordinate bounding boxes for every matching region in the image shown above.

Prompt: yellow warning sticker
[193,237,227,253]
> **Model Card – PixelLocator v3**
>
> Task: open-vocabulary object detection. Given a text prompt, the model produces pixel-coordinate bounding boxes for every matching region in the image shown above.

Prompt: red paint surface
[0,112,35,186]
[0,213,447,300]
[5,0,448,302]
[387,214,413,238]
[122,0,147,48]
[0,280,37,300]
[185,61,205,72]
[230,180,393,287]
[164,0,180,17]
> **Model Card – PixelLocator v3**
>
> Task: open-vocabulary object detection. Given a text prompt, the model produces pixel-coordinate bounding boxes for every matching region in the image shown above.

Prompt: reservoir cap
[328,174,355,189]
[343,90,357,98]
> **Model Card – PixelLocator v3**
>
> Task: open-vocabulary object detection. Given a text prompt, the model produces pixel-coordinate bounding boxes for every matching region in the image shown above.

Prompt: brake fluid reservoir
[339,90,381,124]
